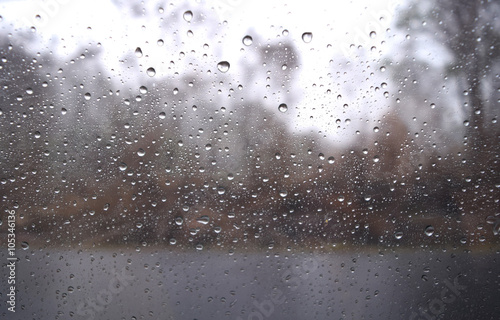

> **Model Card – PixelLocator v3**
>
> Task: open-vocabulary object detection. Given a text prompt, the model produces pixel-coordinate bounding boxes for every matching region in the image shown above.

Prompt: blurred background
[0,0,499,319]
[0,0,498,249]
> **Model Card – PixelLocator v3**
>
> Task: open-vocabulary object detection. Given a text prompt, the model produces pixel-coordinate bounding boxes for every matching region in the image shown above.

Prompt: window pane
[0,0,499,319]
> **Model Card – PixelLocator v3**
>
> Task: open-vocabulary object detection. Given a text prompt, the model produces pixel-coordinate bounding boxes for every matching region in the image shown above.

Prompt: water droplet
[279,190,288,197]
[217,61,230,73]
[135,47,143,57]
[147,67,156,77]
[196,216,210,225]
[61,108,67,115]
[139,86,148,94]
[159,112,166,119]
[395,231,403,239]
[328,156,335,164]
[157,39,164,46]
[183,10,193,22]
[373,156,380,163]
[196,244,204,251]
[424,225,434,236]
[217,187,225,195]
[175,217,183,226]
[137,148,146,157]
[119,163,128,171]
[278,103,288,113]
[84,92,91,100]
[302,32,313,43]
[369,31,377,38]
[21,241,29,250]
[242,35,253,46]
[34,131,41,138]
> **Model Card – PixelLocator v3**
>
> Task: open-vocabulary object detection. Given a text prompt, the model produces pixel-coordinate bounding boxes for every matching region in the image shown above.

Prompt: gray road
[1,246,499,320]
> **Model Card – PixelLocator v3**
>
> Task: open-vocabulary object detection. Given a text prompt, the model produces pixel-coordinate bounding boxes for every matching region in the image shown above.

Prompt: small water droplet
[137,148,146,157]
[278,103,288,113]
[21,241,29,250]
[34,131,41,138]
[242,35,253,46]
[61,108,67,115]
[139,86,148,94]
[395,231,403,239]
[84,93,91,100]
[370,31,377,38]
[159,112,166,119]
[217,61,230,73]
[279,190,288,197]
[302,32,313,43]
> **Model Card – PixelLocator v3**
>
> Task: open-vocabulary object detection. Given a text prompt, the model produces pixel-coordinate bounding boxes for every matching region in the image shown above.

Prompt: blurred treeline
[0,0,499,249]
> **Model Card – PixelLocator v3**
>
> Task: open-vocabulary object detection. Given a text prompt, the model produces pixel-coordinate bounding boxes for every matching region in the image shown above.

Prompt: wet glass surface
[0,0,499,319]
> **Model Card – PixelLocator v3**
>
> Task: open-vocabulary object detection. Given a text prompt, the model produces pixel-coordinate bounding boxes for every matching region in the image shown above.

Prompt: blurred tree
[398,0,500,162]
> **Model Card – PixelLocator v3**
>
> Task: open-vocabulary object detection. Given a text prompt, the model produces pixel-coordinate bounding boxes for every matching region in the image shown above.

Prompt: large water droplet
[424,225,434,236]
[135,47,143,57]
[242,35,253,46]
[278,103,288,113]
[217,61,230,73]
[158,112,166,119]
[302,32,313,43]
[137,148,146,157]
[196,215,210,225]
[183,10,193,22]
[119,162,128,171]
[147,67,156,77]
[175,217,183,226]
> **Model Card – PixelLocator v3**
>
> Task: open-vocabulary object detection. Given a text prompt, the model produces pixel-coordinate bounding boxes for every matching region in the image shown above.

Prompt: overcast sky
[2,0,451,143]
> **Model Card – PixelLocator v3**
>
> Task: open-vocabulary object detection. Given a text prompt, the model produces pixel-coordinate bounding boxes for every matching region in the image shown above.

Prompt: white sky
[1,0,431,142]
